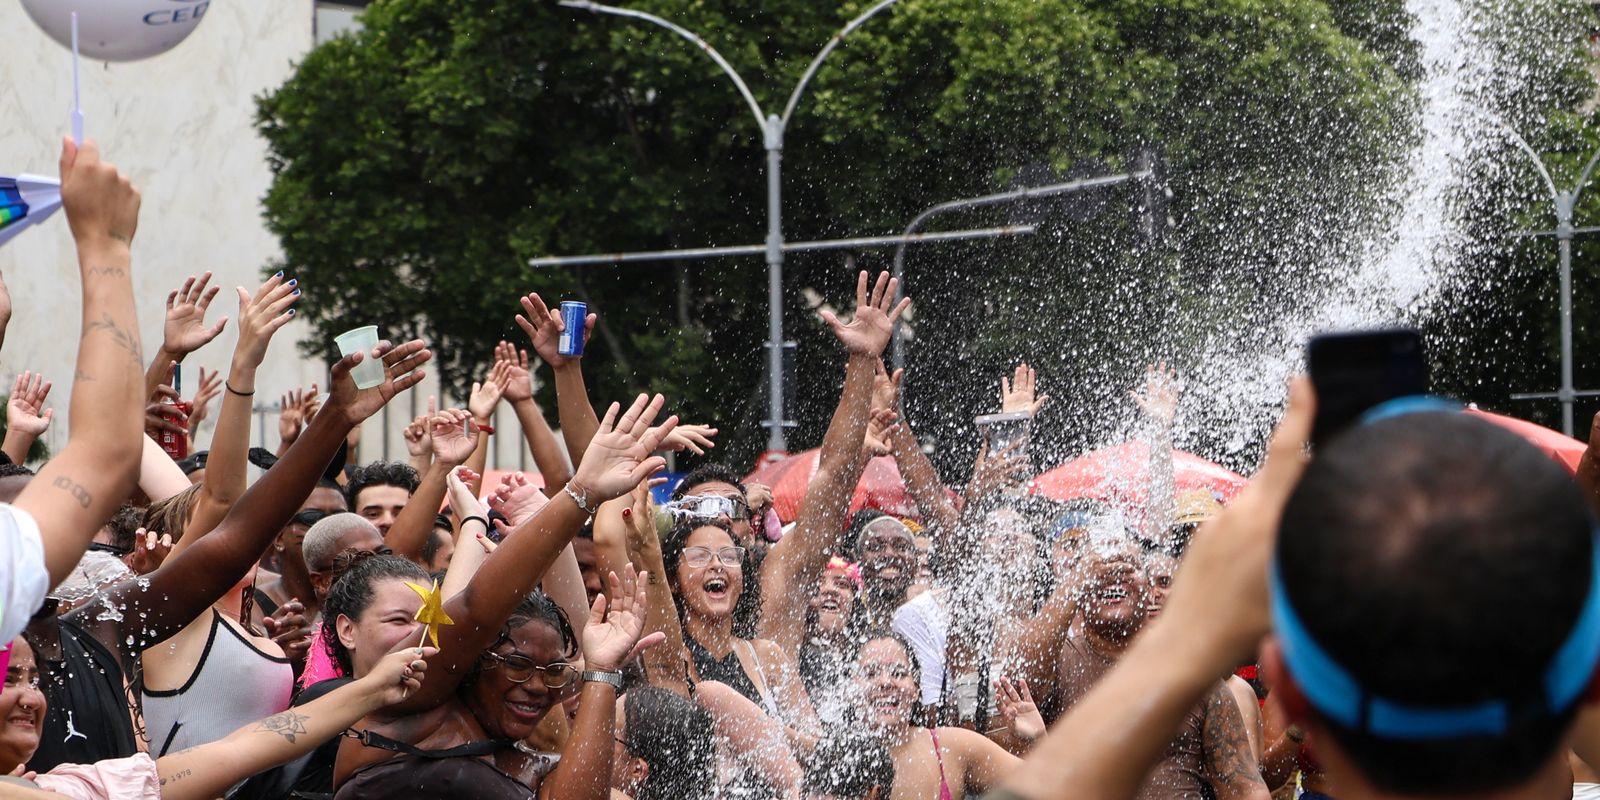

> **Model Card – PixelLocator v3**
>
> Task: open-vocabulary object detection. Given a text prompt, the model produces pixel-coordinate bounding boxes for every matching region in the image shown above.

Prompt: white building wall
[0,1,528,470]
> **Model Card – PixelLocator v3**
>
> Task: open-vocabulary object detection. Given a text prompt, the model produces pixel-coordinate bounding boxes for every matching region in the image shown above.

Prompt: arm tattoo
[159,767,192,786]
[84,313,143,362]
[51,476,92,508]
[85,266,127,278]
[256,710,311,743]
[1203,682,1268,798]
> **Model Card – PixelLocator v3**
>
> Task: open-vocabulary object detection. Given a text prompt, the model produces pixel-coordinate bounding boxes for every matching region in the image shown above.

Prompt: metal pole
[764,116,789,451]
[1558,195,1576,436]
[888,171,1148,371]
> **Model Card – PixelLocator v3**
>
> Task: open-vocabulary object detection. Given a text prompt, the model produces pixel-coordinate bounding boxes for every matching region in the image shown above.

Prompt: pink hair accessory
[826,555,863,589]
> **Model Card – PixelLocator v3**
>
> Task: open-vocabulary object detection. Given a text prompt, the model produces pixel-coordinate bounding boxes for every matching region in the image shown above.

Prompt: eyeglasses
[674,495,740,520]
[292,509,329,528]
[682,545,745,569]
[862,536,914,555]
[860,663,912,681]
[480,651,580,690]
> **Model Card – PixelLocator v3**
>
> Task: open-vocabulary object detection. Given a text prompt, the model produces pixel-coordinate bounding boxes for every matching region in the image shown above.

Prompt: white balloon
[20,0,213,62]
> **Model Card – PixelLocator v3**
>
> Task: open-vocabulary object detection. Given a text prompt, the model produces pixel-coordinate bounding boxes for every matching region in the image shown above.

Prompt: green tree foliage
[259,0,1439,470]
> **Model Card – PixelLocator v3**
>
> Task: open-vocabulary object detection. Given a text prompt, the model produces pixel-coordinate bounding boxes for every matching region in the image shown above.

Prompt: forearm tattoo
[256,710,311,743]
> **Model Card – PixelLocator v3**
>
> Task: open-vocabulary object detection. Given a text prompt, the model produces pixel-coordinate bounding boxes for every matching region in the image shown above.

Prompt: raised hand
[569,394,675,502]
[652,423,718,455]
[968,439,1029,500]
[819,270,912,357]
[360,646,436,706]
[277,385,316,446]
[145,385,188,439]
[1131,362,1180,426]
[402,412,434,462]
[162,272,227,360]
[862,408,897,458]
[261,599,313,664]
[233,273,299,369]
[59,137,140,250]
[445,466,486,520]
[494,340,534,402]
[428,408,476,467]
[1001,362,1050,416]
[125,528,173,575]
[872,359,903,414]
[515,293,593,370]
[325,340,431,427]
[468,364,506,424]
[997,678,1046,742]
[185,367,223,437]
[7,371,54,437]
[581,565,666,673]
[488,471,549,527]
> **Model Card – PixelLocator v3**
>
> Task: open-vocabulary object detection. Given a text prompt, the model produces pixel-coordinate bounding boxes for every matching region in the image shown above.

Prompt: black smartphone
[1306,329,1428,446]
[975,411,1033,459]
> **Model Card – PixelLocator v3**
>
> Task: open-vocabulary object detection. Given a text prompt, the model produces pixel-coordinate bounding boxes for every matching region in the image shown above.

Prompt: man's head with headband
[1266,410,1598,795]
[850,510,917,605]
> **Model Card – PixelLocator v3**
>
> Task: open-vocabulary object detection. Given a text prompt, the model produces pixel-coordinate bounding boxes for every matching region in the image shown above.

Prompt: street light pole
[887,171,1151,372]
[1498,121,1600,436]
[560,0,901,453]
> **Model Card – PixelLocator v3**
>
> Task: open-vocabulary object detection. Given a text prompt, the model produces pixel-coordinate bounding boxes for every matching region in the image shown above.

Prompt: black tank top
[26,618,137,771]
[685,633,764,708]
[335,754,539,800]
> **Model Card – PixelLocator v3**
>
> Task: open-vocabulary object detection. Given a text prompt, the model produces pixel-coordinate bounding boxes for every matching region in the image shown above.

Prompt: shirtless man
[1053,538,1268,800]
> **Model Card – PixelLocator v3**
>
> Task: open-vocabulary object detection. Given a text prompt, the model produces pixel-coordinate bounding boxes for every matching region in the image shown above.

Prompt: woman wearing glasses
[661,518,820,755]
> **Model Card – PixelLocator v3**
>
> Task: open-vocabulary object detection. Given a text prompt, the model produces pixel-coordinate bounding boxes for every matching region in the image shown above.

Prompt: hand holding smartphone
[1306,329,1429,446]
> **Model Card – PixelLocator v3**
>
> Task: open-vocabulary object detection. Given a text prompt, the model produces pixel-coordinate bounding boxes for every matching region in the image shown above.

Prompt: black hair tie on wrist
[225,380,255,397]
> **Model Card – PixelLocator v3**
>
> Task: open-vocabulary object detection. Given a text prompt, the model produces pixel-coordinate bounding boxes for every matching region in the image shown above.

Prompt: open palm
[327,340,431,426]
[571,393,675,501]
[582,565,663,672]
[820,270,912,357]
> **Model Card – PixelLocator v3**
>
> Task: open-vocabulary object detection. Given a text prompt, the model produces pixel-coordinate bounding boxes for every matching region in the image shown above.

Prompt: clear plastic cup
[334,325,385,390]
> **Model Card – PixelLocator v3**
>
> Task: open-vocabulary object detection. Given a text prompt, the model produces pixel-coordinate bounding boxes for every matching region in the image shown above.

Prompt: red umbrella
[1465,407,1585,474]
[745,450,939,525]
[1030,441,1246,506]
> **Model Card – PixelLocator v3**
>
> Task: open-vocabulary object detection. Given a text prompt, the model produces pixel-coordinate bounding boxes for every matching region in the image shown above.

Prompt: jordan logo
[63,710,86,742]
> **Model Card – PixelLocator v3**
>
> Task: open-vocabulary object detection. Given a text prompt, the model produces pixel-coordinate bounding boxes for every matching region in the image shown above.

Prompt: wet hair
[804,732,896,798]
[672,464,746,501]
[858,629,922,681]
[845,509,891,561]
[102,503,143,553]
[621,686,717,800]
[142,484,202,542]
[464,591,580,691]
[0,463,34,478]
[661,519,759,639]
[320,554,431,675]
[344,461,420,509]
[1278,413,1594,795]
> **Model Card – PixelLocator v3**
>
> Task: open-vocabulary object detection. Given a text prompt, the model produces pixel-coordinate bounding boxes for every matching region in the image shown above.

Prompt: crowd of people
[4,136,1600,800]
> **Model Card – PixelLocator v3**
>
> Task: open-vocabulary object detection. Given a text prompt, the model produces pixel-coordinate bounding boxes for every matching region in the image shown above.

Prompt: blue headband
[1359,394,1462,425]
[1271,537,1600,740]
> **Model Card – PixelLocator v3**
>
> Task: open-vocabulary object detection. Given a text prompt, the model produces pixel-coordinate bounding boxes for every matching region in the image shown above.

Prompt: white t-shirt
[0,503,49,644]
[891,588,948,706]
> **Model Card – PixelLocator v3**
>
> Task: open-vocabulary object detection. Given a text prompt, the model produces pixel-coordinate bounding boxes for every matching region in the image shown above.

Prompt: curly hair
[319,554,430,675]
[464,591,579,689]
[344,461,420,509]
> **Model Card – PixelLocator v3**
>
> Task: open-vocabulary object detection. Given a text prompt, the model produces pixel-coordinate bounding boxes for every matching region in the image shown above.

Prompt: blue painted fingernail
[275,270,283,277]
[288,308,296,316]
[288,278,297,286]
[293,289,301,296]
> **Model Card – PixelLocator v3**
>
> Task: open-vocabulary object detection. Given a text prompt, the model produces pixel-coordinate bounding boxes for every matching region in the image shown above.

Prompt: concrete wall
[0,1,534,472]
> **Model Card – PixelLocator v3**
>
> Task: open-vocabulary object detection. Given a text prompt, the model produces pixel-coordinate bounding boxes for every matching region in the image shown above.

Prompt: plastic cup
[334,325,385,390]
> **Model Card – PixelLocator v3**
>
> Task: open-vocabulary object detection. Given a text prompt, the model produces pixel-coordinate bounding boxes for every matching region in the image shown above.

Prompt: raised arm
[2,372,52,465]
[517,293,599,468]
[464,363,506,497]
[1201,682,1270,800]
[180,273,300,546]
[993,379,1311,800]
[759,271,911,636]
[385,408,476,562]
[880,362,962,554]
[614,483,692,697]
[390,393,674,713]
[496,340,573,491]
[111,341,431,652]
[1133,364,1179,542]
[155,646,433,800]
[17,138,146,588]
[144,271,228,410]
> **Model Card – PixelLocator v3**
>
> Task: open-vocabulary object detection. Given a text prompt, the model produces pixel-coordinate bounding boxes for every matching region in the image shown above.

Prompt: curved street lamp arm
[1570,144,1600,209]
[560,0,768,132]
[779,0,902,129]
[1492,117,1562,205]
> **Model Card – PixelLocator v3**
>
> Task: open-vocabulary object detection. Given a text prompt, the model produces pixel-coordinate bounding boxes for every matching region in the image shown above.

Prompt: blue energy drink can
[558,301,587,357]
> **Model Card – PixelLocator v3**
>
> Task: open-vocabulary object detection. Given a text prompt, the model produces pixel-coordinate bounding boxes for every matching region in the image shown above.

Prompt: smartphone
[1306,329,1428,446]
[975,411,1032,459]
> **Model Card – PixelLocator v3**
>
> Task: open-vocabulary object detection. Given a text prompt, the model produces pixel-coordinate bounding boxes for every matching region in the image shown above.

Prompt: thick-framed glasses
[481,651,580,690]
[682,545,745,569]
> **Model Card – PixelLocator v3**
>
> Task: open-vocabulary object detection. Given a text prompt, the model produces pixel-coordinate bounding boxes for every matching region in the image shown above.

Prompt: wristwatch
[582,669,624,690]
[563,482,599,515]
